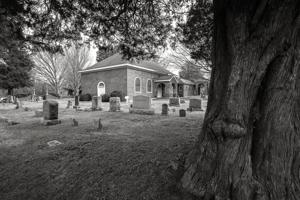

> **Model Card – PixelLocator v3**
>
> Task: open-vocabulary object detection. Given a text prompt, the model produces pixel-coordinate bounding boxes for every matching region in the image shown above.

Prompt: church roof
[80,53,171,75]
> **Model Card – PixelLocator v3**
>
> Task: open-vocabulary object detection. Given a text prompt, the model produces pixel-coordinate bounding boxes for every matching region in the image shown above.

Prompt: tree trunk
[181,1,300,199]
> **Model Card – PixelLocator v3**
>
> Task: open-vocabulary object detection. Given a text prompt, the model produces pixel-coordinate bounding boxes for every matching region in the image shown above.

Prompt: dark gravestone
[179,109,186,117]
[43,100,58,120]
[73,95,79,108]
[162,104,169,115]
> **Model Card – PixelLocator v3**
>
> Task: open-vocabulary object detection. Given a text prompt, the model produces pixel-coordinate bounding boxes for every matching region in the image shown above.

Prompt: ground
[0,98,206,200]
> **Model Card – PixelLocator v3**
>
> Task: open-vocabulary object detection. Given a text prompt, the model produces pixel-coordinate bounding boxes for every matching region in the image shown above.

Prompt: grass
[0,99,204,200]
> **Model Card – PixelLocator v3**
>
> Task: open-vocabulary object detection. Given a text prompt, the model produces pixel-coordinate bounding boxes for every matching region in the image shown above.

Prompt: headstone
[109,97,121,112]
[94,118,103,131]
[66,100,72,109]
[72,118,78,126]
[169,97,180,107]
[179,109,186,117]
[73,95,79,109]
[43,100,58,120]
[189,98,203,111]
[91,96,102,111]
[162,104,168,115]
[129,95,154,115]
[132,95,151,109]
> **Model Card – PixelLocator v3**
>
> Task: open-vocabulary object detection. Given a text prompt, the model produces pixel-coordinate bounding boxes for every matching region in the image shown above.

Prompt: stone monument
[109,97,121,112]
[92,96,102,111]
[161,104,169,116]
[189,98,203,111]
[129,95,155,115]
[42,100,61,125]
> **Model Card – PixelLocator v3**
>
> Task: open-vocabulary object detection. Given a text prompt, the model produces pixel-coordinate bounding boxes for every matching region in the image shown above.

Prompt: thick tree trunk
[181,1,300,199]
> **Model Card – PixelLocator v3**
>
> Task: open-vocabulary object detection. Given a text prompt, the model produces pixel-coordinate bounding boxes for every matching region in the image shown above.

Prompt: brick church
[79,54,208,101]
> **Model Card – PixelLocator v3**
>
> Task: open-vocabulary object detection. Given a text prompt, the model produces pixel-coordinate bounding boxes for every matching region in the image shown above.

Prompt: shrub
[101,94,110,102]
[79,93,92,101]
[15,93,31,98]
[110,91,125,102]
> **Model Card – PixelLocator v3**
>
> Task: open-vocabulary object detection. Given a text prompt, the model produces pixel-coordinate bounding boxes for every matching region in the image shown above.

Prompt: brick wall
[81,68,127,96]
[127,68,160,100]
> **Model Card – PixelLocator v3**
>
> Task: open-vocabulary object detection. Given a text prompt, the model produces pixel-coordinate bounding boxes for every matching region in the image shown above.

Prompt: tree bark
[181,1,300,199]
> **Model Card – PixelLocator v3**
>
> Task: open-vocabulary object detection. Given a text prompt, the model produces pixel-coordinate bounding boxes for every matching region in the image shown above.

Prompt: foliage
[79,93,92,101]
[96,47,119,62]
[0,46,34,94]
[110,91,125,102]
[175,0,213,68]
[101,94,110,102]
[179,61,208,81]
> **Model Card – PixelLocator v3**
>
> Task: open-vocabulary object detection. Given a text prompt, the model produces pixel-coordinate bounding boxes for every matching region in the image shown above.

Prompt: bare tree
[64,44,91,96]
[32,51,67,96]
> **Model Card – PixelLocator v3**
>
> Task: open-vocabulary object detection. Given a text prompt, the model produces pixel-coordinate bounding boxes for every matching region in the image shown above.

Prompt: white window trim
[97,81,105,96]
[134,77,141,93]
[146,79,152,93]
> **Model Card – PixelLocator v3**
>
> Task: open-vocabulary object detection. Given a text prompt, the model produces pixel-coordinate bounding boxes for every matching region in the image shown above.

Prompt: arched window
[147,79,152,93]
[135,77,141,93]
[97,81,105,96]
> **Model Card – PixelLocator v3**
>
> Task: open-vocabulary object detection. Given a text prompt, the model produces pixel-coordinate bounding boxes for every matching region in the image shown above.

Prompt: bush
[79,93,92,101]
[110,91,125,102]
[15,93,31,98]
[101,94,110,102]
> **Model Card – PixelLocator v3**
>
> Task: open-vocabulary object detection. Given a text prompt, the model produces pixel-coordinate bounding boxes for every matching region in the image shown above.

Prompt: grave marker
[129,95,154,115]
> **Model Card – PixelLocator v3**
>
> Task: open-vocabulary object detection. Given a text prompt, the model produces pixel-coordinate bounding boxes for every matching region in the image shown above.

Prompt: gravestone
[73,95,79,109]
[179,109,186,117]
[162,104,169,115]
[66,100,72,109]
[129,95,154,115]
[94,118,103,131]
[92,96,102,111]
[189,98,203,111]
[109,97,121,112]
[42,100,61,125]
[169,97,180,107]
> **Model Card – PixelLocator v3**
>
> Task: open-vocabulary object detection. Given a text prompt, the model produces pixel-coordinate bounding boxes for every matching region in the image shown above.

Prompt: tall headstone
[169,97,180,107]
[189,98,202,111]
[162,104,169,116]
[129,95,154,115]
[42,100,61,125]
[74,95,79,109]
[109,97,121,112]
[92,96,102,111]
[43,100,58,120]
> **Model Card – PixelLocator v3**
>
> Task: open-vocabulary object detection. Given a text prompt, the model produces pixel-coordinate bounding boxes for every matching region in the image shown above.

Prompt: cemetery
[0,96,206,199]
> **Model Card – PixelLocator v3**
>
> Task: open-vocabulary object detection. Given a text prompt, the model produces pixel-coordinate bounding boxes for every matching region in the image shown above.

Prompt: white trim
[146,79,152,93]
[134,77,141,93]
[97,81,105,96]
[79,64,157,73]
[154,75,179,83]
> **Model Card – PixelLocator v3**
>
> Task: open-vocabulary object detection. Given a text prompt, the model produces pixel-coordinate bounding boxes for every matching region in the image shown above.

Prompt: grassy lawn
[0,99,205,200]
